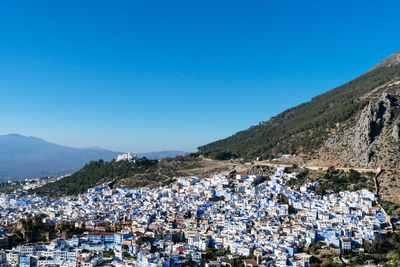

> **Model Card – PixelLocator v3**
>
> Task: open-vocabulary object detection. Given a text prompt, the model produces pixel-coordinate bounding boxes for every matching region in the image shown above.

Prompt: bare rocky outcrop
[352,93,395,166]
[305,87,400,205]
[392,124,400,142]
[317,91,400,169]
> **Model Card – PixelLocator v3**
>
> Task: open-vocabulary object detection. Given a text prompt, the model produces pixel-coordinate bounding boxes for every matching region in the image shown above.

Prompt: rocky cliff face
[317,90,400,169]
[392,123,400,142]
[310,89,400,204]
[352,92,397,166]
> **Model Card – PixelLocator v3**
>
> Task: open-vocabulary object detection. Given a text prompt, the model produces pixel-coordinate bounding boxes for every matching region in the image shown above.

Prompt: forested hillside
[199,62,400,159]
[32,157,191,197]
[32,159,149,196]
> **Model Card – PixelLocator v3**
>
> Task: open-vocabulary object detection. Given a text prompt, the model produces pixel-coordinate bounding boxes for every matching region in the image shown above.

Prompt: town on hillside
[0,166,397,267]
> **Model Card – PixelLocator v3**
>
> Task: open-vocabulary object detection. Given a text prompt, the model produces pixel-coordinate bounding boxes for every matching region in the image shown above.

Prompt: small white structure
[116,153,137,162]
[341,238,351,250]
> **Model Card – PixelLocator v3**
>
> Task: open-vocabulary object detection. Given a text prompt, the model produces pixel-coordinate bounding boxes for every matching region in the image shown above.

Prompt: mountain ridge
[199,51,400,161]
[198,50,400,204]
[0,134,190,180]
[137,150,190,159]
[0,134,119,180]
[369,50,400,72]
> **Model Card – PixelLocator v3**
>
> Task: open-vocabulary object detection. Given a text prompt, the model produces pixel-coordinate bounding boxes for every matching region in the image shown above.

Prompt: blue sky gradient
[1,0,400,152]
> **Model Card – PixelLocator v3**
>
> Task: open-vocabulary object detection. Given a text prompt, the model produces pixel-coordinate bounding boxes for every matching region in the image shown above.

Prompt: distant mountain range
[0,134,118,181]
[0,134,189,181]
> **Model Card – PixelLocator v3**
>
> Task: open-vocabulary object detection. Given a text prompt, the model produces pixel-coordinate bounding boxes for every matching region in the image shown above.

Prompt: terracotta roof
[243,259,258,266]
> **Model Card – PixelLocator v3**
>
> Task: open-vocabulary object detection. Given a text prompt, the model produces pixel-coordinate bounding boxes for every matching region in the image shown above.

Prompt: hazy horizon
[0,133,192,154]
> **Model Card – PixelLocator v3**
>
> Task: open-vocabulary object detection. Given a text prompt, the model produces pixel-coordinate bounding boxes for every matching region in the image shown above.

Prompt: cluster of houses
[0,227,8,251]
[1,241,103,267]
[0,167,388,267]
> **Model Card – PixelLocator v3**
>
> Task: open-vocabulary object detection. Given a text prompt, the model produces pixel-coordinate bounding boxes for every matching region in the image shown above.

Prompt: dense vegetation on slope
[381,200,400,218]
[199,65,400,159]
[32,157,197,197]
[287,168,375,195]
[0,181,22,194]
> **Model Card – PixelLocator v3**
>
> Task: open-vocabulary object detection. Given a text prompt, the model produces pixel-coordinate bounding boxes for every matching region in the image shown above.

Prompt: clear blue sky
[1,0,400,152]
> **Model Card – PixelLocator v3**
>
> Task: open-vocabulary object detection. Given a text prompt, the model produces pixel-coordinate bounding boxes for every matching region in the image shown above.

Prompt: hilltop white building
[116,153,137,162]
